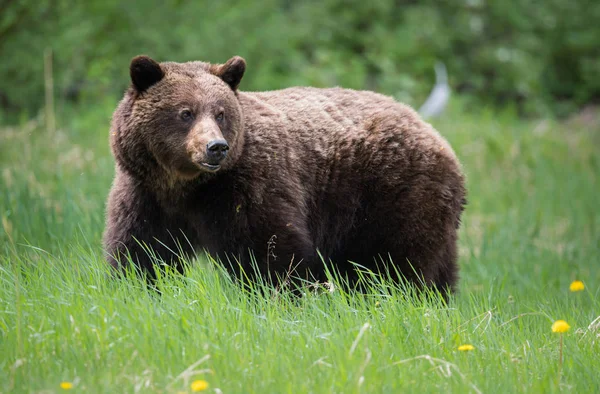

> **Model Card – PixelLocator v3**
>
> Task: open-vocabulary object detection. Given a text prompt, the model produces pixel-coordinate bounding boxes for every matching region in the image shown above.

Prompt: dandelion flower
[191,379,209,392]
[59,382,73,390]
[552,320,570,333]
[569,280,585,292]
[552,320,570,370]
[458,344,475,351]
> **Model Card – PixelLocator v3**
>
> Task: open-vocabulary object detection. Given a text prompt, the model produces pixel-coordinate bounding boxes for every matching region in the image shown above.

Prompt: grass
[1,98,599,393]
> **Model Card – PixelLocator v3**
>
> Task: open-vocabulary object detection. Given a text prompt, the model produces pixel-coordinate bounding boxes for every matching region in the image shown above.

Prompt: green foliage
[1,0,598,118]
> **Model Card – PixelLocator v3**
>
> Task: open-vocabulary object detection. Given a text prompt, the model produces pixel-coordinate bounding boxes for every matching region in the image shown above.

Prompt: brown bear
[103,55,466,294]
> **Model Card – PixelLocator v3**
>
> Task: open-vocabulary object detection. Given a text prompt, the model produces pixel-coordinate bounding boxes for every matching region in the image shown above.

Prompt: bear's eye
[180,110,194,121]
[216,112,224,122]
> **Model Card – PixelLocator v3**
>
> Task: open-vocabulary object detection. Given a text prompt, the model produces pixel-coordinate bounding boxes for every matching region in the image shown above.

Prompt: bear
[102,55,466,295]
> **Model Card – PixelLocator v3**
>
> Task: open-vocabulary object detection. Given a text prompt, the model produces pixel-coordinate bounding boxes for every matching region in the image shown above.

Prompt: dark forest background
[1,0,599,121]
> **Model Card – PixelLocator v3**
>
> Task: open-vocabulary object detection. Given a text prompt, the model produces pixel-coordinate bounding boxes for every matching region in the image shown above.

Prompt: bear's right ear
[130,55,165,93]
[212,56,246,91]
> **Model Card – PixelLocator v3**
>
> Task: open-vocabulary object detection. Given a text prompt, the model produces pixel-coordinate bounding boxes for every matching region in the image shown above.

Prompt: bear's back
[237,86,459,177]
[240,87,409,134]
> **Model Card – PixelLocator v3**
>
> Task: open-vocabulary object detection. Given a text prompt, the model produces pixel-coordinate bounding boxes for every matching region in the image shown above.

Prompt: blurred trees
[0,0,598,118]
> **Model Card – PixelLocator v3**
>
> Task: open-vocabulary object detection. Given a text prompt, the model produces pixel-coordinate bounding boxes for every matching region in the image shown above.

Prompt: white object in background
[419,62,450,118]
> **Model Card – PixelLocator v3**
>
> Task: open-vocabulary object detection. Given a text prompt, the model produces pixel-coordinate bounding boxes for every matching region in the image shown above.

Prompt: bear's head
[110,55,246,186]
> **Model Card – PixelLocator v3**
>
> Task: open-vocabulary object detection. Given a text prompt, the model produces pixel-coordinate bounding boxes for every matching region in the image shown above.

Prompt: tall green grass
[1,99,599,393]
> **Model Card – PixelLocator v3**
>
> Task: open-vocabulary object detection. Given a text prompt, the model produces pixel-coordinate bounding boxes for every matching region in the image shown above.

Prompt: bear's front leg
[102,178,196,280]
[250,216,320,287]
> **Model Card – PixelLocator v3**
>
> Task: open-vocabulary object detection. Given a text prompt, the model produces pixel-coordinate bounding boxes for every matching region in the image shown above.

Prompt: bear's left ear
[212,56,246,91]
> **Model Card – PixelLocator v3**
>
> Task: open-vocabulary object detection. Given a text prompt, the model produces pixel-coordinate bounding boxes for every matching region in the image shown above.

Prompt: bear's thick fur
[103,55,466,293]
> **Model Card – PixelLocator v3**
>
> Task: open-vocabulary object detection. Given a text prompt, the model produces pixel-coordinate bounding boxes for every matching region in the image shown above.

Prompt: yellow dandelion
[458,344,475,351]
[191,379,209,392]
[59,381,73,390]
[551,320,570,333]
[552,320,570,370]
[569,280,585,292]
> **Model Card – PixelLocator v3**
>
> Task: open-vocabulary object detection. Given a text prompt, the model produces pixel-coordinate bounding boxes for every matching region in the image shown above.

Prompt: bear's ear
[212,56,246,91]
[130,55,165,93]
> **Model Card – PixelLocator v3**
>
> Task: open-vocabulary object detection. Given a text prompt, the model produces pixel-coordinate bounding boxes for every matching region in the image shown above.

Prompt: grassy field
[1,98,599,393]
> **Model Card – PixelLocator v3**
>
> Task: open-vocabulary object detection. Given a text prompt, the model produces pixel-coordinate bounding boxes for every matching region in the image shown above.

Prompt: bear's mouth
[199,162,221,172]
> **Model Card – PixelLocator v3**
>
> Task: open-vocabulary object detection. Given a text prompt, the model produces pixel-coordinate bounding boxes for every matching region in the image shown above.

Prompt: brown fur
[103,55,467,293]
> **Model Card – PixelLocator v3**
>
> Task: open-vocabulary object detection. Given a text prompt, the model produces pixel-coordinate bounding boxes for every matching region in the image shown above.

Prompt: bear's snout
[206,139,229,164]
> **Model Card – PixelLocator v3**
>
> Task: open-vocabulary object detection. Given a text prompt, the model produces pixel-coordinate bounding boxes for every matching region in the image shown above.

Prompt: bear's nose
[207,139,229,152]
[206,139,229,163]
